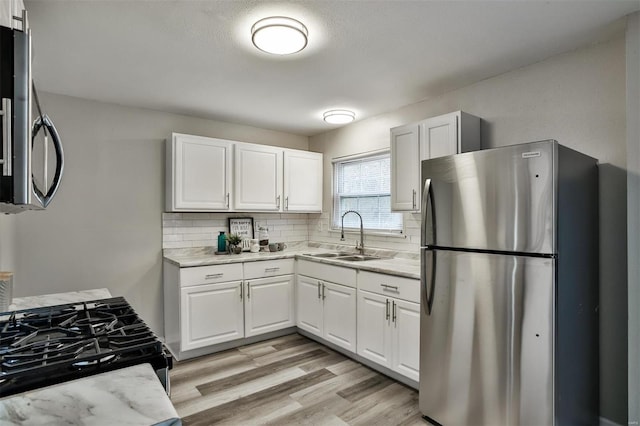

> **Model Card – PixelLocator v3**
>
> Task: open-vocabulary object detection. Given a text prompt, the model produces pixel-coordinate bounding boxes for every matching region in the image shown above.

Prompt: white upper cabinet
[390,111,481,212]
[234,143,283,211]
[165,132,323,213]
[166,133,232,211]
[390,124,420,211]
[0,1,25,29]
[283,150,323,212]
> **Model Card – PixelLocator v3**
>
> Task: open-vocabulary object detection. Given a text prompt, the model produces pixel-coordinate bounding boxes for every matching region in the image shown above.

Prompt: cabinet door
[322,281,356,352]
[390,124,420,211]
[244,275,295,337]
[357,290,392,367]
[391,299,420,381]
[420,113,458,160]
[180,281,244,351]
[283,150,323,212]
[171,134,232,211]
[296,275,323,337]
[234,144,283,210]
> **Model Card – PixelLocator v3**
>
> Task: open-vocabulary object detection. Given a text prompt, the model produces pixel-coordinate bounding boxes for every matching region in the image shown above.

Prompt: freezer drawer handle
[421,249,436,316]
[380,284,399,292]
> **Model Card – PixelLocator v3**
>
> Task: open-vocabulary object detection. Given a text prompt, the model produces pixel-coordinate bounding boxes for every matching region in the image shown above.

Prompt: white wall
[0,215,15,271]
[5,92,307,336]
[627,11,640,426]
[310,34,628,424]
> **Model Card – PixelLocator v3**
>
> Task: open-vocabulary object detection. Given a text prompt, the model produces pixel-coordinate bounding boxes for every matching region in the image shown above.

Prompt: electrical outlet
[316,221,323,232]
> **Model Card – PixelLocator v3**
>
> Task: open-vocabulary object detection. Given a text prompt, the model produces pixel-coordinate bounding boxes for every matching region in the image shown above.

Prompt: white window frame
[331,150,405,237]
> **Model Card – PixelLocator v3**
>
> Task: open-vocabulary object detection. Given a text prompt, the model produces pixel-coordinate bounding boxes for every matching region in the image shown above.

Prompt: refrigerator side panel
[555,145,599,425]
[419,249,554,426]
[421,140,555,254]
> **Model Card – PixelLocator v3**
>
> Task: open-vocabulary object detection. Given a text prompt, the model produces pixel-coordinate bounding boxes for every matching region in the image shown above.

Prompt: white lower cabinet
[244,275,295,337]
[296,275,323,335]
[180,280,244,351]
[356,290,392,366]
[356,271,421,382]
[296,275,357,352]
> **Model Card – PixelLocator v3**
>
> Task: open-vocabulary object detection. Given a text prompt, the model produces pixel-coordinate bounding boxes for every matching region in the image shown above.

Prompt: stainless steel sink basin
[305,252,353,258]
[335,255,383,262]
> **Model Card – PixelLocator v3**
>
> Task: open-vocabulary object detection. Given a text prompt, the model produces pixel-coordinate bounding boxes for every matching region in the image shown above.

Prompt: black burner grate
[0,297,170,397]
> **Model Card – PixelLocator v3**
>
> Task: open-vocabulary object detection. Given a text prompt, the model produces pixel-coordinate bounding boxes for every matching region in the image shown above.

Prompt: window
[333,152,403,233]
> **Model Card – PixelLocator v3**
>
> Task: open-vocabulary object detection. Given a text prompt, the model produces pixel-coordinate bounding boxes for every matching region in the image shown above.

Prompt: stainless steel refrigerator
[419,140,598,426]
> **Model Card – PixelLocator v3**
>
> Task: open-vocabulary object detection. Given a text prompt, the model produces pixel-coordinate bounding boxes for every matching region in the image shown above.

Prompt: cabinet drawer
[358,271,420,303]
[297,260,357,288]
[244,259,295,280]
[180,263,243,287]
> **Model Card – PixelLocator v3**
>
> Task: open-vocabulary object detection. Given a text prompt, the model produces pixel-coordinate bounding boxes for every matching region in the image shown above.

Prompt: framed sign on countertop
[228,217,254,241]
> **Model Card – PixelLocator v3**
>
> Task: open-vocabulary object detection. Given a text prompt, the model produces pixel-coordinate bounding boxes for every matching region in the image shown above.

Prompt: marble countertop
[8,288,112,311]
[164,242,420,279]
[0,363,180,426]
[0,289,180,426]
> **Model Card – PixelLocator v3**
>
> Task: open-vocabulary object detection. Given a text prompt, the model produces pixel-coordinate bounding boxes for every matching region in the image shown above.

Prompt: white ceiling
[23,0,640,136]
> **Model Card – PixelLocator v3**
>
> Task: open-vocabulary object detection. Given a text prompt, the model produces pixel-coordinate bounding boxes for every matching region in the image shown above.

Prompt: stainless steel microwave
[0,12,63,214]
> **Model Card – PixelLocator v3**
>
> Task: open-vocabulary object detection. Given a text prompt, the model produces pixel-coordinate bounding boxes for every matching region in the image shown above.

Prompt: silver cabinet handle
[205,273,224,279]
[240,282,243,300]
[381,284,399,292]
[0,99,12,176]
[265,267,280,272]
[322,282,326,300]
[285,196,289,210]
[226,193,230,208]
[392,301,397,324]
[317,281,321,299]
[276,195,281,209]
[412,189,416,210]
[385,299,390,320]
[247,281,250,298]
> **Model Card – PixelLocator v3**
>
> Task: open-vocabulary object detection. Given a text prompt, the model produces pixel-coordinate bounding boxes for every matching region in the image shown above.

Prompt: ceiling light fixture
[323,109,355,124]
[251,16,308,55]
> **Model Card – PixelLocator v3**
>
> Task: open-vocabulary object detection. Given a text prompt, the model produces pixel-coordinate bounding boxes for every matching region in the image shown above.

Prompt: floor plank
[170,333,423,425]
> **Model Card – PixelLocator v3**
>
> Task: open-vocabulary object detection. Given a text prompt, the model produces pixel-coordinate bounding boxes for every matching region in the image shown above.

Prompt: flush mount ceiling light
[323,109,355,124]
[251,16,308,55]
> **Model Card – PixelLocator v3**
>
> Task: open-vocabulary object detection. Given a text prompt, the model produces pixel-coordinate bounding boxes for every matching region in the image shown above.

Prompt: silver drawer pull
[205,273,224,279]
[265,267,280,272]
[381,284,399,292]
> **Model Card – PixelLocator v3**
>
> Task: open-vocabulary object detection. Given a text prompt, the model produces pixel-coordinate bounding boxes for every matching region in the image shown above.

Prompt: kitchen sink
[305,252,353,258]
[335,255,384,262]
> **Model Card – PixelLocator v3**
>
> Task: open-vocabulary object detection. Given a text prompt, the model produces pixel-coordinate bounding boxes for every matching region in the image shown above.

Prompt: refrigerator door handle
[420,178,436,246]
[421,249,436,315]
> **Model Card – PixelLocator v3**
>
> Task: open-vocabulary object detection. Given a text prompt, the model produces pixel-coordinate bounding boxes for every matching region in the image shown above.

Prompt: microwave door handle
[32,114,64,207]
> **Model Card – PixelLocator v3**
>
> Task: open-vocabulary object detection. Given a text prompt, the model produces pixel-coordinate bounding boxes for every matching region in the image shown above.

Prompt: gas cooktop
[0,296,170,397]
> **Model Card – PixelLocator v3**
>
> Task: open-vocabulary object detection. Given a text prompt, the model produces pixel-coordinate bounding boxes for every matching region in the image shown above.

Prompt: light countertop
[8,288,113,311]
[164,242,420,280]
[0,289,180,426]
[0,363,180,426]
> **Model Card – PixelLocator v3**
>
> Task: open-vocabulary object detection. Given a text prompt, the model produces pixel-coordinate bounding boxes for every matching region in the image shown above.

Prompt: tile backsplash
[162,212,309,249]
[162,211,421,252]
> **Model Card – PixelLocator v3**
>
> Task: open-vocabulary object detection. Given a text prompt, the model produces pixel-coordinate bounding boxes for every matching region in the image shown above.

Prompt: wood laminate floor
[170,333,424,426]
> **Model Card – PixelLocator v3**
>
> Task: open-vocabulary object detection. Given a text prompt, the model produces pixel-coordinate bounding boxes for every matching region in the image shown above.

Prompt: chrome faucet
[341,210,364,254]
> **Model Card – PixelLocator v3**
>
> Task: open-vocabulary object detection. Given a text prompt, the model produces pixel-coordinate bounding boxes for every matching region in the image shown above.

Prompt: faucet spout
[341,210,364,254]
